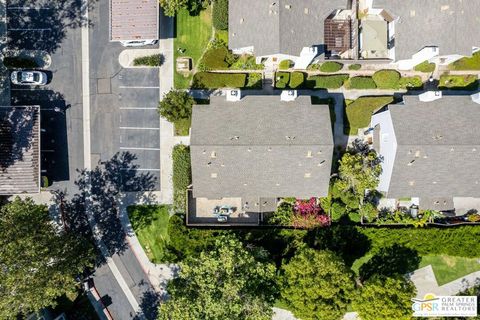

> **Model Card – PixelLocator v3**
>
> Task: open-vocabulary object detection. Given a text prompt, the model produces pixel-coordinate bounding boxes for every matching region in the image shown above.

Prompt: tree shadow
[133,291,161,320]
[359,244,421,282]
[304,225,371,267]
[51,152,157,266]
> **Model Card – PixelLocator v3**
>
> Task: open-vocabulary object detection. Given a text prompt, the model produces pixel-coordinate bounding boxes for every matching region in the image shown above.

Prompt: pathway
[409,265,480,298]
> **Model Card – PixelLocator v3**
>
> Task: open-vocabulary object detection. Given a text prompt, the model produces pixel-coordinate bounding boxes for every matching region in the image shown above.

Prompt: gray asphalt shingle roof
[229,0,347,57]
[110,0,158,41]
[190,96,334,199]
[386,96,480,198]
[0,106,40,195]
[374,0,480,60]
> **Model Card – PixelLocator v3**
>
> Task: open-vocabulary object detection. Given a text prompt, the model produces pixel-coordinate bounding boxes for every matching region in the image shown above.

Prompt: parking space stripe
[7,7,52,10]
[121,168,160,171]
[8,28,51,31]
[119,127,159,130]
[118,86,159,89]
[119,147,161,151]
[119,107,157,110]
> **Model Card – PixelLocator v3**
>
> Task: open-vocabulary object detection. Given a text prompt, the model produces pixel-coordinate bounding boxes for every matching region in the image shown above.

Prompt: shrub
[320,61,343,72]
[268,202,294,226]
[201,47,232,70]
[278,59,293,70]
[399,76,423,89]
[306,74,348,89]
[346,76,377,89]
[172,145,191,212]
[292,198,330,229]
[289,72,304,88]
[158,90,194,122]
[344,96,394,135]
[414,60,435,73]
[3,56,39,69]
[450,51,480,71]
[372,70,401,89]
[212,0,228,30]
[133,54,164,67]
[439,74,478,90]
[348,64,362,70]
[229,55,264,70]
[192,72,247,88]
[246,73,263,89]
[275,72,290,89]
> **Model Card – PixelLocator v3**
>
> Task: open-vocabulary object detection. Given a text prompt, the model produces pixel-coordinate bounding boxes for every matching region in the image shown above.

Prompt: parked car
[120,39,157,47]
[10,70,47,85]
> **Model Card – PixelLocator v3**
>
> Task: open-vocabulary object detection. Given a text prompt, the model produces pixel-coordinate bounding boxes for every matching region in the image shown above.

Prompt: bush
[192,72,246,88]
[439,74,478,90]
[372,70,401,89]
[246,73,263,89]
[450,52,480,70]
[344,96,394,135]
[133,54,164,67]
[212,0,228,30]
[229,55,264,70]
[414,60,435,73]
[399,76,423,89]
[268,202,294,226]
[278,59,293,70]
[289,72,304,88]
[158,90,194,122]
[275,72,290,89]
[346,76,377,89]
[306,74,348,89]
[3,56,39,69]
[172,145,191,212]
[348,64,362,71]
[320,61,343,72]
[201,47,233,70]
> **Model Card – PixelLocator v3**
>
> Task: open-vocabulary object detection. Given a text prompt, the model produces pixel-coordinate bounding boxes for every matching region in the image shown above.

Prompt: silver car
[11,70,47,85]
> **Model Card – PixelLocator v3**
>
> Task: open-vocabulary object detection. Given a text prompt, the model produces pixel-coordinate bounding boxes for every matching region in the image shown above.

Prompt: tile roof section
[0,106,40,195]
[110,0,158,41]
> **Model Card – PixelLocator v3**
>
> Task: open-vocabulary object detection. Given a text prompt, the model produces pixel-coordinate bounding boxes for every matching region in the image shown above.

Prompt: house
[109,0,158,42]
[228,0,354,69]
[187,93,334,225]
[364,0,480,69]
[0,106,41,195]
[370,94,480,213]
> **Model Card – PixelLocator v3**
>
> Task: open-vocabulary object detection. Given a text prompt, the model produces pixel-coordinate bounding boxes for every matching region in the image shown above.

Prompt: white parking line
[119,126,160,130]
[119,107,157,110]
[118,86,159,89]
[7,7,52,10]
[121,168,160,171]
[8,28,50,31]
[11,88,46,91]
[119,147,160,151]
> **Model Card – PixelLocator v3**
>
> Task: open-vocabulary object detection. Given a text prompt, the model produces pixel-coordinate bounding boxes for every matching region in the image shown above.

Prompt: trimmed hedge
[346,76,377,89]
[348,64,362,71]
[439,74,478,90]
[246,73,263,89]
[372,70,401,89]
[289,72,305,89]
[320,61,343,72]
[192,72,246,88]
[414,60,435,73]
[278,60,293,70]
[133,54,164,67]
[3,57,39,69]
[172,145,191,212]
[275,72,290,89]
[201,47,231,70]
[212,0,228,30]
[306,74,349,89]
[399,76,423,89]
[344,96,394,135]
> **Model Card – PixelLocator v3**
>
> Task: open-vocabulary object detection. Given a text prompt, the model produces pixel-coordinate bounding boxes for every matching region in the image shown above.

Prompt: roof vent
[275,183,280,186]
[211,151,216,158]
[432,181,437,184]
[409,180,415,186]
[473,148,477,152]
[415,150,421,158]
[450,147,454,152]
[268,147,272,152]
[247,147,252,152]
[304,7,309,14]
[318,160,326,166]
[306,150,313,158]
[240,18,244,24]
[304,173,311,178]
[408,159,415,166]
[211,173,218,178]
[285,4,291,9]
[432,134,443,141]
[230,136,240,140]
[281,90,297,101]
[285,136,296,140]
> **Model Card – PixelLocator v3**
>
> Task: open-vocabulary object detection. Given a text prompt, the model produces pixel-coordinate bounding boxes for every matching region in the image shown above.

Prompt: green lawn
[449,52,480,70]
[174,8,213,89]
[352,254,480,286]
[128,205,171,263]
[414,60,436,73]
[344,96,394,135]
[174,118,191,136]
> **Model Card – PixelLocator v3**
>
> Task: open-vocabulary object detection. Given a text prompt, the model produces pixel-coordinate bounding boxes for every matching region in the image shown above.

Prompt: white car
[11,70,47,85]
[120,39,157,47]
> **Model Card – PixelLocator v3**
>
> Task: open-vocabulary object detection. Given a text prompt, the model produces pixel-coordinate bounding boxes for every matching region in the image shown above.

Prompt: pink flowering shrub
[292,198,331,228]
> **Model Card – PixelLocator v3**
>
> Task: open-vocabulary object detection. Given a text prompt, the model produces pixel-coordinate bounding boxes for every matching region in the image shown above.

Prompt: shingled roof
[386,96,480,198]
[0,106,40,195]
[373,0,480,60]
[229,0,347,57]
[110,0,158,41]
[190,96,334,199]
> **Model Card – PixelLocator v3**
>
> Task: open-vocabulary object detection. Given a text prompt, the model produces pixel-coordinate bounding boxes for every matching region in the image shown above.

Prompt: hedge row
[172,145,191,212]
[192,72,247,88]
[3,56,39,69]
[346,76,377,89]
[306,74,349,89]
[275,72,305,89]
[133,54,164,67]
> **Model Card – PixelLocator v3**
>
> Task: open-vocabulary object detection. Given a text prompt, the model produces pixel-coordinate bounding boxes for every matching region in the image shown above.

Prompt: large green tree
[0,197,94,318]
[159,237,277,319]
[159,0,188,16]
[280,249,355,320]
[352,276,416,320]
[158,89,194,123]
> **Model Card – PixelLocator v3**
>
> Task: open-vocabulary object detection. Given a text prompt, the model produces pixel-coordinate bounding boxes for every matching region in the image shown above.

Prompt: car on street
[11,70,47,85]
[120,39,157,47]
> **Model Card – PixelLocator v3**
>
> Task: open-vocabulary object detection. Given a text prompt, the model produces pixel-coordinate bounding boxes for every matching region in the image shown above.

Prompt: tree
[158,89,194,123]
[212,0,228,30]
[352,276,416,320]
[159,237,277,319]
[0,197,94,318]
[159,0,188,16]
[280,249,355,320]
